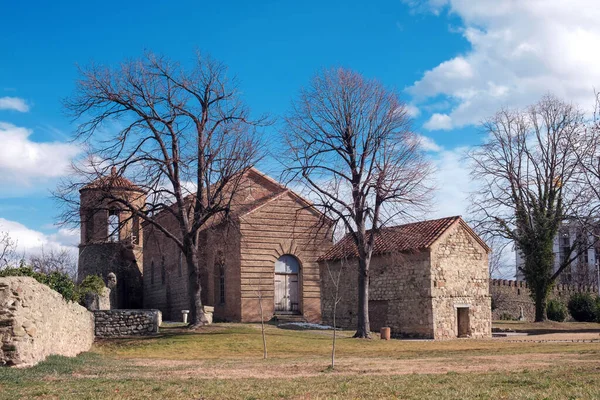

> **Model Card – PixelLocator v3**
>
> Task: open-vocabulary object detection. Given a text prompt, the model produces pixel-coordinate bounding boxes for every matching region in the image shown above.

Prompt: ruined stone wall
[0,277,94,367]
[320,251,434,338]
[490,279,598,321]
[78,243,143,309]
[430,223,491,339]
[94,309,161,338]
[78,187,145,309]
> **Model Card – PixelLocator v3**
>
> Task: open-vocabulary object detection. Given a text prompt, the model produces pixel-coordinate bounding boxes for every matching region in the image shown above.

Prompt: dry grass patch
[3,323,600,399]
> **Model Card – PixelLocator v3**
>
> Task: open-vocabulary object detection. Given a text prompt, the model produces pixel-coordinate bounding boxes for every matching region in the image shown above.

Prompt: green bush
[567,292,597,322]
[0,266,79,302]
[45,271,79,302]
[546,299,567,322]
[77,274,106,305]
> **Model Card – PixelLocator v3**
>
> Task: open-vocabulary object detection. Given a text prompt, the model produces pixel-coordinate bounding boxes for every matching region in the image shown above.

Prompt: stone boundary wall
[490,279,598,321]
[94,309,162,338]
[0,277,94,367]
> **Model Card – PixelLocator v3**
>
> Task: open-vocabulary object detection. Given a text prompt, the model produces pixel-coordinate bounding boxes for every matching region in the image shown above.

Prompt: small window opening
[151,259,155,284]
[108,210,120,242]
[132,215,140,245]
[219,264,226,305]
[85,209,95,242]
[161,255,166,285]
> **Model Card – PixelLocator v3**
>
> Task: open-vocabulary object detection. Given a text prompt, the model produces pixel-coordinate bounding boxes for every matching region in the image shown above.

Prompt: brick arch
[274,240,300,260]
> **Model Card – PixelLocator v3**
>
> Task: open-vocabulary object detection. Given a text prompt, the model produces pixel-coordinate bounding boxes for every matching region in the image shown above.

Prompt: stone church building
[78,169,491,338]
[78,167,331,323]
[318,216,492,339]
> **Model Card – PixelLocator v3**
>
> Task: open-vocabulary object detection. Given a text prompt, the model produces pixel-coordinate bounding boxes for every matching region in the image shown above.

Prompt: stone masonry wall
[0,277,94,367]
[490,279,598,321]
[320,251,435,338]
[94,309,161,338]
[240,192,331,324]
[430,223,491,339]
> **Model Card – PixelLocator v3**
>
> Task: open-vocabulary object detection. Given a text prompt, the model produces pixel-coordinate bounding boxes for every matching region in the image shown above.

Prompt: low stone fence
[94,309,162,338]
[0,277,94,367]
[490,279,599,321]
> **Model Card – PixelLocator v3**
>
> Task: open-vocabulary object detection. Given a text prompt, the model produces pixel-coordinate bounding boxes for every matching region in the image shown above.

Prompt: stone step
[273,314,306,323]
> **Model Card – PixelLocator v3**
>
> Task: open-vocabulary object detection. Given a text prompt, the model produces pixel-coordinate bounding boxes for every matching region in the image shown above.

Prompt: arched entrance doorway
[274,255,300,313]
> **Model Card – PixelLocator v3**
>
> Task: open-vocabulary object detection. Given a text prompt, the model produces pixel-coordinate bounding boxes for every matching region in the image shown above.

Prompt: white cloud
[0,122,81,185]
[0,97,29,112]
[0,218,78,258]
[425,145,515,277]
[405,103,421,118]
[407,0,600,128]
[423,113,452,131]
[416,134,442,152]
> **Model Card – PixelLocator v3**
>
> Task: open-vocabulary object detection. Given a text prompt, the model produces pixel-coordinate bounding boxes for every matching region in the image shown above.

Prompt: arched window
[150,259,155,284]
[219,264,226,305]
[85,209,95,243]
[108,210,120,242]
[132,215,140,245]
[275,254,300,274]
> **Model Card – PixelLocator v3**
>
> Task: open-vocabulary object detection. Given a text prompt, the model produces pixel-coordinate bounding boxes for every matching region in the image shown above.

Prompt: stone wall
[78,242,143,309]
[142,172,332,324]
[490,279,598,321]
[239,191,331,324]
[430,222,491,339]
[320,251,435,338]
[320,221,492,340]
[94,309,161,338]
[0,277,94,367]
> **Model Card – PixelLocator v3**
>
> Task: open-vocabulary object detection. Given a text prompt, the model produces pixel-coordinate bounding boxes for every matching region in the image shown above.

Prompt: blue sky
[1,0,599,277]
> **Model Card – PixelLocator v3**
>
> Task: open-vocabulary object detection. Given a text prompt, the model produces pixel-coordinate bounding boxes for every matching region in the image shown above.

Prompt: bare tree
[468,95,595,321]
[282,68,432,338]
[29,247,77,278]
[59,52,266,326]
[0,231,17,269]
[323,257,346,369]
[254,277,268,360]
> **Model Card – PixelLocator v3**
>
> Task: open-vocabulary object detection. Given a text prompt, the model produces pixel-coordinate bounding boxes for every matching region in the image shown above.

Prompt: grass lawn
[1,322,600,399]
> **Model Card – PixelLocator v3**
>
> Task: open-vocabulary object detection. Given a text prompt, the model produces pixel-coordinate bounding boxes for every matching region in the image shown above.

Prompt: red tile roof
[80,167,145,193]
[318,216,488,261]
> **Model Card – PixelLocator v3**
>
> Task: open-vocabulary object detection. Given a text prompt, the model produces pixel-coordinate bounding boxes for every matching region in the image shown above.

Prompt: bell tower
[78,167,146,309]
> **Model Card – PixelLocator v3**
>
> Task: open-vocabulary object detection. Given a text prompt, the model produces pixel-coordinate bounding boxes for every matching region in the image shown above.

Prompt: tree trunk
[533,286,548,322]
[354,257,371,338]
[331,300,337,369]
[258,293,267,359]
[186,246,208,327]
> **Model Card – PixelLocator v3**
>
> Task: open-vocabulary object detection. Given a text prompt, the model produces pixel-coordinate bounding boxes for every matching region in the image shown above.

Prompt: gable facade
[142,169,332,323]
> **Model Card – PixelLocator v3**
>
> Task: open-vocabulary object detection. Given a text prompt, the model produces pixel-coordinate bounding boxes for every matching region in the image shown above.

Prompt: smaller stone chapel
[319,216,491,339]
[77,168,491,339]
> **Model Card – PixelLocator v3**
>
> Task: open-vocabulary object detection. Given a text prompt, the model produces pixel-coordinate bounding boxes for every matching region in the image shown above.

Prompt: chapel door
[274,255,300,313]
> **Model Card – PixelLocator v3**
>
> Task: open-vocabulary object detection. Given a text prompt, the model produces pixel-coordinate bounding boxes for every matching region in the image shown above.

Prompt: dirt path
[498,332,600,342]
[112,352,598,380]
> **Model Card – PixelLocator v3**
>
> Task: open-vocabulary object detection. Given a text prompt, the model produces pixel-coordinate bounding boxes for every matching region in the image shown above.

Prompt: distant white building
[516,222,600,286]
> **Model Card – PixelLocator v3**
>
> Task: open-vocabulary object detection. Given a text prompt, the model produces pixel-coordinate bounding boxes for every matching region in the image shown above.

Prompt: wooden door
[274,273,299,312]
[457,307,470,337]
[288,274,299,312]
[274,274,286,311]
